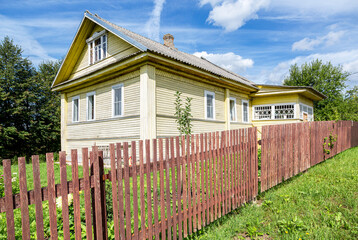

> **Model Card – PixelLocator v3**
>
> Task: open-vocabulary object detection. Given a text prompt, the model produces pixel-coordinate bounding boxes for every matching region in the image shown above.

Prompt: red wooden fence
[0,128,258,239]
[261,120,358,192]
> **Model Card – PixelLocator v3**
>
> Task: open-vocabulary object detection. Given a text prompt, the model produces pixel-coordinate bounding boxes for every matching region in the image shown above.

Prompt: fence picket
[132,141,139,239]
[170,137,178,238]
[3,160,15,240]
[71,150,82,240]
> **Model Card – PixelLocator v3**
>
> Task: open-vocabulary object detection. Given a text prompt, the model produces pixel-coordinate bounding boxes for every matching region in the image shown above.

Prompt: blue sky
[1,0,358,88]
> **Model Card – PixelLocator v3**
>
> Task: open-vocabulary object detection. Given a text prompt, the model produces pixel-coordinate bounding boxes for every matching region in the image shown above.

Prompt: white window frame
[86,91,96,121]
[72,96,80,123]
[252,102,296,120]
[229,97,237,122]
[299,103,314,121]
[87,30,107,65]
[112,83,124,117]
[204,90,215,120]
[242,100,249,123]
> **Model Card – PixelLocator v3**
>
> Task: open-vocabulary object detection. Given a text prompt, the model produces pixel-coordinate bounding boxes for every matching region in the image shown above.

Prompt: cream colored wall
[69,25,139,81]
[155,69,251,137]
[299,95,314,107]
[63,71,140,154]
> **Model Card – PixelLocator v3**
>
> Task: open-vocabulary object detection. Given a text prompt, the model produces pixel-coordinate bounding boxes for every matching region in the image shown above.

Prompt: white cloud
[0,15,56,65]
[252,50,358,87]
[200,0,270,32]
[292,31,345,51]
[145,0,166,41]
[193,51,254,73]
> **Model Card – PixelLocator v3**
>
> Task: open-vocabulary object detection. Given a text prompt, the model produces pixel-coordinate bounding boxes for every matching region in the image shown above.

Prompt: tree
[0,36,61,160]
[174,91,193,137]
[340,86,358,121]
[283,59,349,121]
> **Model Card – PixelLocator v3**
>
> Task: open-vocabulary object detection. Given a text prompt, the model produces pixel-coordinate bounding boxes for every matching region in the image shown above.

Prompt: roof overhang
[251,84,326,101]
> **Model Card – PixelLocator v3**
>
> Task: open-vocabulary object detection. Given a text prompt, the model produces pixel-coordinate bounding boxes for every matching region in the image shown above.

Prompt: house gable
[52,12,143,89]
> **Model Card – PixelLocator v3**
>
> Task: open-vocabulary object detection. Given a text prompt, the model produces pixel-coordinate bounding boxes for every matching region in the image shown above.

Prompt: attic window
[87,30,107,65]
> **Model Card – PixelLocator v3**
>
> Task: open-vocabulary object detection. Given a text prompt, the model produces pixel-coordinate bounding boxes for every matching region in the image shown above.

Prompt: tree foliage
[283,59,351,121]
[174,91,193,137]
[0,36,61,161]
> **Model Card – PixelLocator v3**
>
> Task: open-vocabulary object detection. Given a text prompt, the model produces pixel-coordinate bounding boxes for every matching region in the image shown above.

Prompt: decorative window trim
[229,97,237,122]
[252,102,296,120]
[87,30,107,65]
[86,91,96,121]
[112,83,124,118]
[204,90,215,120]
[72,96,80,123]
[242,100,249,123]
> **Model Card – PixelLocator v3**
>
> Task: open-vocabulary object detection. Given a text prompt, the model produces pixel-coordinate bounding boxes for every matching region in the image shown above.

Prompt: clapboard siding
[69,25,139,81]
[156,69,226,120]
[67,71,140,122]
[156,117,226,137]
[252,94,299,106]
[67,117,140,140]
[299,95,314,107]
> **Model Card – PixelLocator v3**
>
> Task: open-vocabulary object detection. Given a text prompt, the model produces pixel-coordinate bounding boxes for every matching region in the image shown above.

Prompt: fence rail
[1,121,357,239]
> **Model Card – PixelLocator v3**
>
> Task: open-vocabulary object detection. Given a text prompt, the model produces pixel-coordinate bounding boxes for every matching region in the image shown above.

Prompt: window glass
[88,32,107,65]
[113,86,123,116]
[254,105,271,120]
[230,99,236,121]
[87,94,95,120]
[206,94,214,119]
[72,98,79,122]
[243,101,249,122]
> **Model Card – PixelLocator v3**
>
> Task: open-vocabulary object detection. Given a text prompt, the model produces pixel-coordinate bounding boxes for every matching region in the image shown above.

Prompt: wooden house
[52,11,325,156]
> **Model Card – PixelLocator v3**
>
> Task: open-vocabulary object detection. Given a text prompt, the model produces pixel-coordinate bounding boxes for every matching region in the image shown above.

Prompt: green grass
[188,147,358,240]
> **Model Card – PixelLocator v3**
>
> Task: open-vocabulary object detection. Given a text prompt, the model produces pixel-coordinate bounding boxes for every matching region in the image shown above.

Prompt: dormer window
[87,30,107,65]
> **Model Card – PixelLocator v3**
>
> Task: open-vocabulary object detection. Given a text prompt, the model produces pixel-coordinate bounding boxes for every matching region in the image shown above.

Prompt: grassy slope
[190,147,358,240]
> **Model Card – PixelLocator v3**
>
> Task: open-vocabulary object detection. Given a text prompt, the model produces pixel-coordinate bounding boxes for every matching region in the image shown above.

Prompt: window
[86,92,95,121]
[253,103,295,120]
[72,96,80,122]
[112,84,124,117]
[230,97,237,122]
[87,30,107,65]
[242,100,249,123]
[274,104,295,119]
[299,103,314,121]
[254,105,271,120]
[205,91,215,119]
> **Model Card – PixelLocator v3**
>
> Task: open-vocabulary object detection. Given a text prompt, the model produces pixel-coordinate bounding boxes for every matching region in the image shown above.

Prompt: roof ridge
[84,11,256,88]
[199,56,252,84]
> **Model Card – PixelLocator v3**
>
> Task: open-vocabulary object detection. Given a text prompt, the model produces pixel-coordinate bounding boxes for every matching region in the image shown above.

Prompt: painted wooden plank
[116,143,125,240]
[204,133,210,224]
[208,132,214,222]
[132,141,139,239]
[3,160,15,240]
[261,126,266,191]
[213,132,218,219]
[187,135,193,235]
[165,139,172,239]
[159,138,166,240]
[181,135,188,238]
[230,130,234,210]
[170,137,178,239]
[200,133,206,226]
[46,153,58,239]
[31,155,45,240]
[152,139,160,240]
[123,142,132,239]
[240,129,244,202]
[218,131,223,218]
[81,148,93,240]
[175,136,183,240]
[71,150,82,240]
[59,152,71,240]
[195,135,202,230]
[109,144,119,240]
[191,134,197,232]
[19,157,31,239]
[138,141,146,239]
[145,139,154,239]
